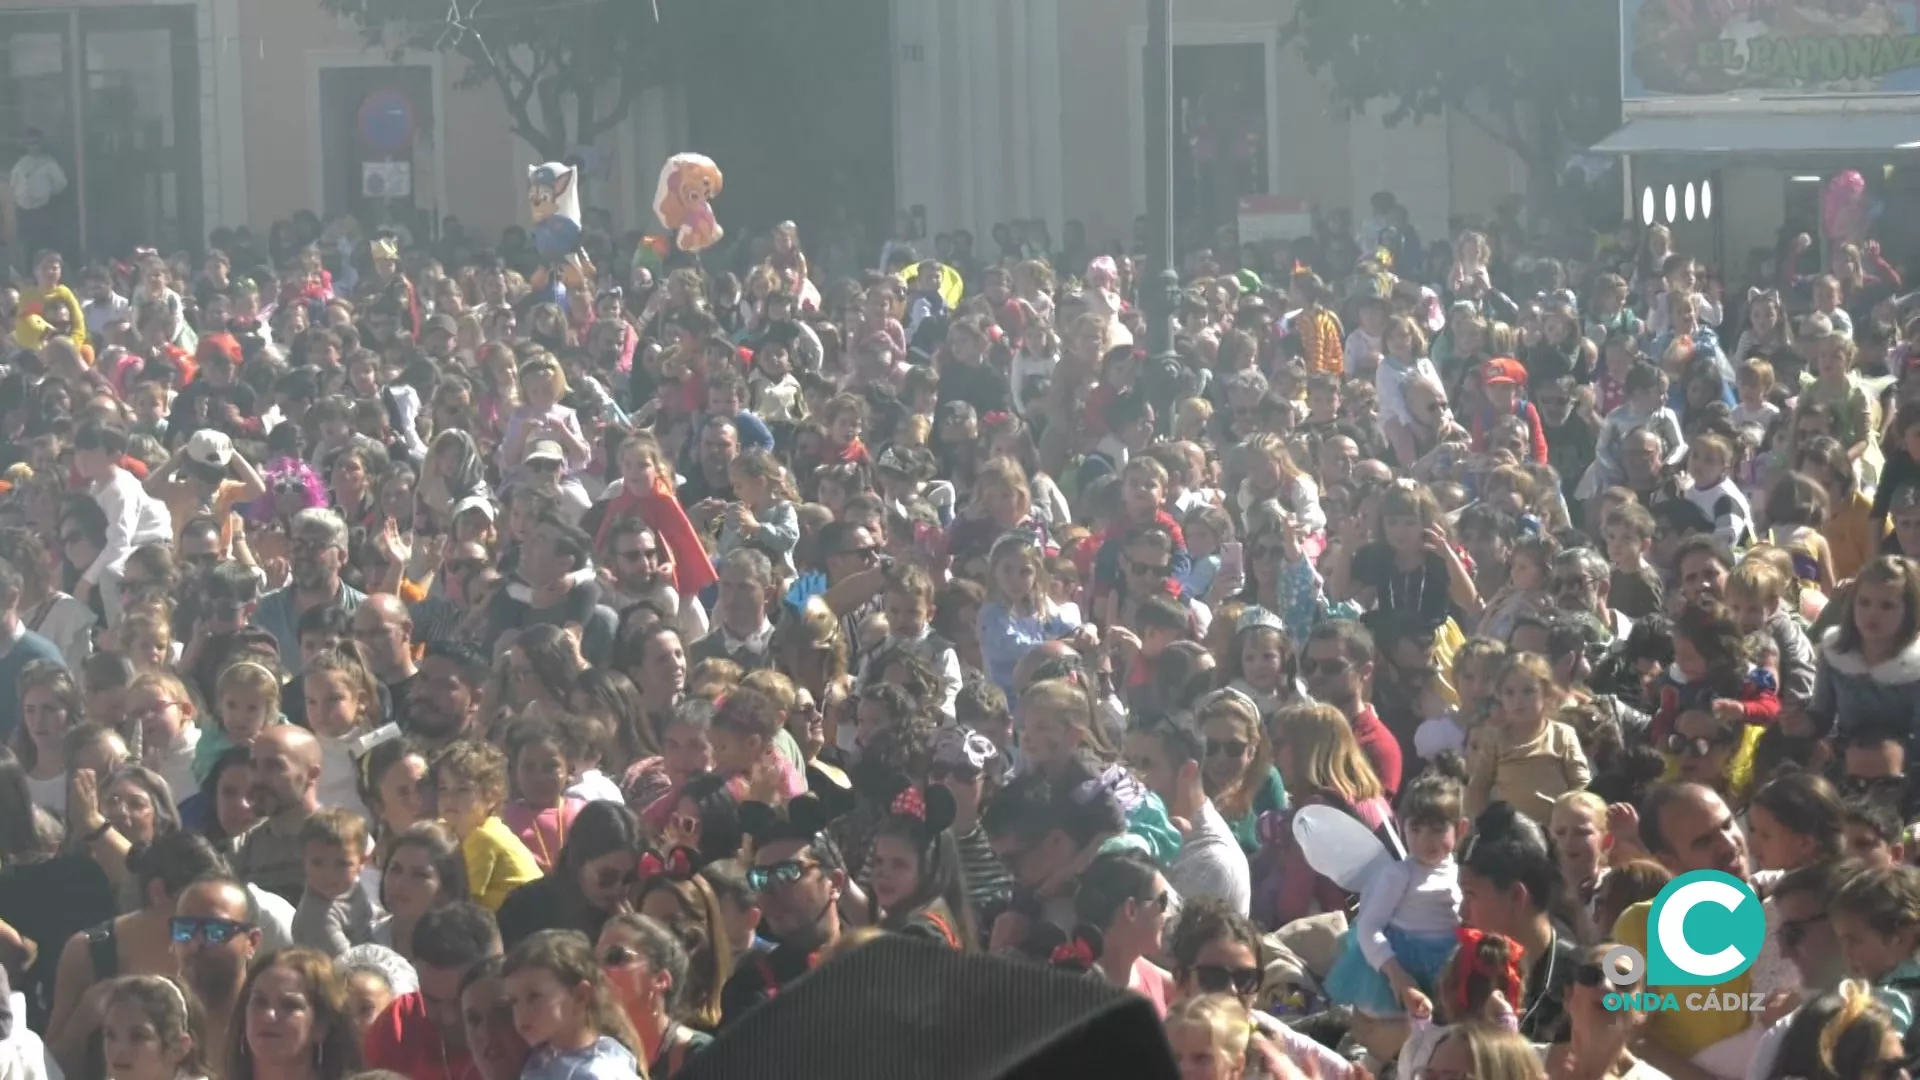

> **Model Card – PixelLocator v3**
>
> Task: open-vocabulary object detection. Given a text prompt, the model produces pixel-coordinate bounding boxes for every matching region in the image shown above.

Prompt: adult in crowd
[495,801,642,949]
[721,796,847,1024]
[1613,782,1755,1077]
[1458,803,1580,1045]
[407,641,486,754]
[1299,620,1404,797]
[597,912,712,1078]
[233,727,322,904]
[362,902,499,1080]
[689,550,778,671]
[227,947,362,1080]
[254,509,363,671]
[351,596,419,730]
[171,875,263,1067]
[373,822,470,963]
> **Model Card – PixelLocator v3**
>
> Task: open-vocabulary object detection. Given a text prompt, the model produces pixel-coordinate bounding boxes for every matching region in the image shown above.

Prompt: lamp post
[1144,0,1179,362]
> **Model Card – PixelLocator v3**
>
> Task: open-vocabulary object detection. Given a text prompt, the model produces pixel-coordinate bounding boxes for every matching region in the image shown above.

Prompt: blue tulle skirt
[1324,925,1458,1016]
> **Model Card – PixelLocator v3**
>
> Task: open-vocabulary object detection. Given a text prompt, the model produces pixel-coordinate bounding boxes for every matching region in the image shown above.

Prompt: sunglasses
[601,945,640,969]
[840,546,879,563]
[1667,730,1739,758]
[746,858,820,893]
[1206,738,1249,759]
[929,763,982,784]
[1129,560,1172,576]
[1248,543,1284,560]
[170,916,253,945]
[1301,657,1351,678]
[1192,963,1262,996]
[1553,575,1596,592]
[667,813,701,838]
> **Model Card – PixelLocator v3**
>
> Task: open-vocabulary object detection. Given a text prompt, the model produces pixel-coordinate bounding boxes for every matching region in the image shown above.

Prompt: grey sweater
[1767,607,1817,708]
[1811,627,1920,739]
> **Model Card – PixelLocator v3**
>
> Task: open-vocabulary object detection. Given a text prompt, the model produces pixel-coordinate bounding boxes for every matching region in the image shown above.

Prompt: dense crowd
[0,187,1917,1080]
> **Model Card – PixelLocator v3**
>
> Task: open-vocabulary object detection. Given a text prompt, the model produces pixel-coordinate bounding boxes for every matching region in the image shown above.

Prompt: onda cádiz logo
[1601,870,1769,1013]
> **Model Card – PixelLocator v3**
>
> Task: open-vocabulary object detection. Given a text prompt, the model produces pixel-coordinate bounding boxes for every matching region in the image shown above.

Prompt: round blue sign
[358,91,415,152]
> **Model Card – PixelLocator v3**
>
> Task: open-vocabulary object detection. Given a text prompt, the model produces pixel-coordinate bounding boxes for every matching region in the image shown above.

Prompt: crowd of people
[0,184,1916,1080]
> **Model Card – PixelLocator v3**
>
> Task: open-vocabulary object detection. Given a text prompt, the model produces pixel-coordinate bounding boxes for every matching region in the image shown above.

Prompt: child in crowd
[1763,472,1836,595]
[1830,865,1920,1034]
[502,931,645,1080]
[192,659,283,784]
[125,670,202,802]
[1164,995,1253,1080]
[718,449,800,574]
[748,330,805,424]
[434,739,542,911]
[710,687,805,806]
[292,807,377,956]
[1549,791,1614,941]
[303,643,385,817]
[1324,769,1465,1018]
[1731,358,1781,447]
[1681,433,1754,548]
[72,418,173,617]
[1602,503,1665,621]
[1579,363,1685,500]
[1466,653,1590,823]
[977,534,1082,697]
[1842,798,1906,869]
[1723,560,1816,713]
[1180,504,1234,604]
[1416,638,1506,763]
[1649,598,1780,745]
[863,563,962,719]
[500,712,588,873]
[1477,532,1555,643]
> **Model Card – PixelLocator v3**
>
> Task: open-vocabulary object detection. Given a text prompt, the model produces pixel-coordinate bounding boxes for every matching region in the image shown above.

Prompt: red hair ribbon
[1449,927,1525,1019]
[1050,938,1095,969]
[639,847,694,882]
[891,786,926,821]
[981,411,1011,428]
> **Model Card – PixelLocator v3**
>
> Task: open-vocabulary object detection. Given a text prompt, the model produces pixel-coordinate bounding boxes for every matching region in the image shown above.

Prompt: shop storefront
[0,3,202,259]
[1596,0,1920,281]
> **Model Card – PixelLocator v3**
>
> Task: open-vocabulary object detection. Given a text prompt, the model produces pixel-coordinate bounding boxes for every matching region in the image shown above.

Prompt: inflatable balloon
[654,153,725,253]
[528,161,593,311]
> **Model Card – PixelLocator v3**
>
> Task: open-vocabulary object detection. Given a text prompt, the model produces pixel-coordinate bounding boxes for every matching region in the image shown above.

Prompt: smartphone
[1220,541,1244,581]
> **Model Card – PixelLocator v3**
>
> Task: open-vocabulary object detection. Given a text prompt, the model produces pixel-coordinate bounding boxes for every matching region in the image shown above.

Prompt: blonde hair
[1020,676,1116,761]
[1552,790,1608,827]
[517,353,571,397]
[1447,1022,1547,1080]
[1194,691,1271,820]
[1727,559,1786,609]
[303,642,379,731]
[1273,703,1383,803]
[1498,652,1557,695]
[986,537,1048,614]
[973,456,1033,518]
[215,661,282,711]
[1164,994,1252,1068]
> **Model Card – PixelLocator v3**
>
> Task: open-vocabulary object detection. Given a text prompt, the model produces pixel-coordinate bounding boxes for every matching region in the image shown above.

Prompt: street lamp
[1144,0,1179,363]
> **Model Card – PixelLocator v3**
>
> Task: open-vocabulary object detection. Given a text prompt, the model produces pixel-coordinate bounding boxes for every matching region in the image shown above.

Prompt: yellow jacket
[459,815,542,912]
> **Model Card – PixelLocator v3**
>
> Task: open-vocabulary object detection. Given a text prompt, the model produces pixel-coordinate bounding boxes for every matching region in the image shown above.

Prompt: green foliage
[318,0,668,159]
[1285,0,1619,177]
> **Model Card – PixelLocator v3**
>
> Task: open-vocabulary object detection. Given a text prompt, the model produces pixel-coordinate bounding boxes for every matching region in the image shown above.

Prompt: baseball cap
[522,440,565,466]
[185,429,234,469]
[423,313,458,338]
[1482,357,1528,388]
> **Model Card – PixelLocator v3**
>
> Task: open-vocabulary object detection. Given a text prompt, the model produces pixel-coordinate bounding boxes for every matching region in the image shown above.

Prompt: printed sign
[1623,0,1920,99]
[362,161,412,199]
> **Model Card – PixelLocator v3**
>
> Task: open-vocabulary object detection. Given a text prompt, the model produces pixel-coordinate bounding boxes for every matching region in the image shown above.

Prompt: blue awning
[1592,113,1920,154]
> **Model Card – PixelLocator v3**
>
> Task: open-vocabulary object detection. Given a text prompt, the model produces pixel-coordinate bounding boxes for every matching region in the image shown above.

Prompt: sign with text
[1624,0,1920,99]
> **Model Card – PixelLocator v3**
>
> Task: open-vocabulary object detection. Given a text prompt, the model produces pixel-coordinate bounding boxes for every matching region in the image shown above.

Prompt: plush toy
[654,153,725,253]
[1823,170,1870,247]
[527,161,593,309]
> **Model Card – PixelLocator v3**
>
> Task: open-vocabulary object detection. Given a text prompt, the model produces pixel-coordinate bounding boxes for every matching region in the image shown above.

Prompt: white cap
[184,429,233,469]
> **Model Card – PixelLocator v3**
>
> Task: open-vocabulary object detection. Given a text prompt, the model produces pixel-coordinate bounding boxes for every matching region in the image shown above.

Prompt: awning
[1592,113,1920,155]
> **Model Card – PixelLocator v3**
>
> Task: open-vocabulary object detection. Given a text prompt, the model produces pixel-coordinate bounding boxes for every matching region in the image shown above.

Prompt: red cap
[1482,357,1528,387]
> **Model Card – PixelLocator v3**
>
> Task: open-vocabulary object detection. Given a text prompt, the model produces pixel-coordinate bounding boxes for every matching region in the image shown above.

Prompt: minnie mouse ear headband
[881,774,957,841]
[740,791,850,849]
[639,845,700,882]
[933,727,998,771]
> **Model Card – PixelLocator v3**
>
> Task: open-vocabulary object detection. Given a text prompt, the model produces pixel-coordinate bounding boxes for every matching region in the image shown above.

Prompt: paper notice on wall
[1238,195,1310,244]
[362,161,412,199]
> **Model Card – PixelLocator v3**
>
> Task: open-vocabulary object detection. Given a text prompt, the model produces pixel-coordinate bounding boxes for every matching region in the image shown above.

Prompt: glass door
[80,5,199,256]
[0,12,76,271]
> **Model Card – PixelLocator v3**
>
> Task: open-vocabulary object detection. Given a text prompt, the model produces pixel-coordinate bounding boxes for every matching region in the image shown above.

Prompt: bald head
[250,725,320,818]
[353,593,415,677]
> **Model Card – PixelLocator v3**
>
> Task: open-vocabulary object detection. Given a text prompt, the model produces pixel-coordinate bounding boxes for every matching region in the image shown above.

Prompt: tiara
[1236,607,1285,634]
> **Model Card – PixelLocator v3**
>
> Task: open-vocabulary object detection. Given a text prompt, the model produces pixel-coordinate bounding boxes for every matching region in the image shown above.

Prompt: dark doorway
[676,0,894,276]
[319,65,435,241]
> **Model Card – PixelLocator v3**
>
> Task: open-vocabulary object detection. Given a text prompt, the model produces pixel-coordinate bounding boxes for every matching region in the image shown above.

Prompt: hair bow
[1449,927,1525,1020]
[981,410,1011,428]
[890,786,926,821]
[1050,931,1101,972]
[1748,286,1780,304]
[638,846,696,882]
[933,727,999,770]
